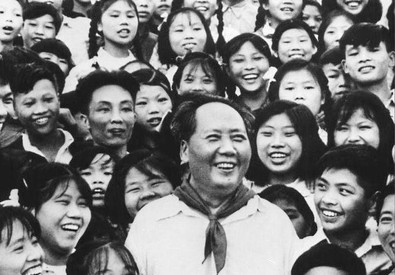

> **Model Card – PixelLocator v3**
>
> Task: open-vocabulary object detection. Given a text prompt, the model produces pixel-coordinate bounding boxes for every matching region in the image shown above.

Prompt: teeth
[24,265,43,275]
[35,117,48,125]
[93,188,105,194]
[216,163,235,169]
[360,66,374,73]
[322,210,339,217]
[346,1,360,7]
[61,224,80,231]
[243,74,258,80]
[270,153,286,158]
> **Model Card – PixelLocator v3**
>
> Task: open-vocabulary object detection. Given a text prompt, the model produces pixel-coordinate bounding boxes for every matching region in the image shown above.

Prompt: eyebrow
[8,237,25,247]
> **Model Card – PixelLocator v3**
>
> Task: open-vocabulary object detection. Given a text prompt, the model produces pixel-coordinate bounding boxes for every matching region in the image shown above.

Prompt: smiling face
[277,28,317,64]
[256,113,302,179]
[314,168,369,235]
[336,0,368,15]
[278,69,324,116]
[302,4,322,34]
[343,42,394,86]
[87,85,136,150]
[264,0,303,26]
[168,12,207,57]
[178,63,218,95]
[227,41,270,95]
[322,63,351,100]
[134,0,155,23]
[35,180,91,258]
[98,0,139,50]
[181,102,251,201]
[334,108,380,149]
[14,79,60,138]
[378,194,395,263]
[21,15,56,49]
[134,84,172,132]
[79,154,115,208]
[183,0,218,21]
[124,167,173,218]
[0,220,44,275]
[0,0,23,45]
[323,15,353,50]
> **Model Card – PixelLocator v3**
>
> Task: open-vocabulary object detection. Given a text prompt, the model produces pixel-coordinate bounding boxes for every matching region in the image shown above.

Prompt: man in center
[125,94,300,275]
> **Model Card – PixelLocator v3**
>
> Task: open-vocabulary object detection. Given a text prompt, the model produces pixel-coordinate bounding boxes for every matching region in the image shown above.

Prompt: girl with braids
[254,0,304,51]
[64,0,142,93]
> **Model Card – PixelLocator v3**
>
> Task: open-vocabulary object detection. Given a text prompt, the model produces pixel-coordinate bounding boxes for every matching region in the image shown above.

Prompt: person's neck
[268,172,297,186]
[356,79,391,105]
[41,244,69,266]
[239,89,267,111]
[223,0,244,6]
[73,1,91,17]
[267,17,280,29]
[0,42,13,52]
[325,227,368,252]
[28,129,63,153]
[103,43,130,58]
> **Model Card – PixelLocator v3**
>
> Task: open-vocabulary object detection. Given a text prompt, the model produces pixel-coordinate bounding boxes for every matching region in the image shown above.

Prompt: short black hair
[9,62,58,96]
[292,242,366,275]
[23,2,62,34]
[170,93,254,144]
[340,23,393,54]
[375,179,395,223]
[75,70,140,115]
[315,144,387,198]
[319,46,344,66]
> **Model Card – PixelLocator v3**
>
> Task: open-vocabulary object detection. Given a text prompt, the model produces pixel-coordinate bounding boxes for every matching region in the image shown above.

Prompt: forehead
[281,69,318,83]
[104,0,136,12]
[321,168,362,188]
[345,41,387,52]
[0,0,22,10]
[183,62,213,77]
[381,194,395,212]
[171,12,203,27]
[25,14,55,23]
[90,85,133,104]
[193,102,247,133]
[0,220,27,247]
[16,79,57,99]
[261,113,293,127]
[137,84,168,98]
[281,28,310,39]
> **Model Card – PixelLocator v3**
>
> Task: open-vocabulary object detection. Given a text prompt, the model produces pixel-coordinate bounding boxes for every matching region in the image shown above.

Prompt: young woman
[327,91,395,176]
[301,0,322,35]
[271,19,318,66]
[172,51,226,97]
[254,0,304,50]
[268,58,332,142]
[106,149,180,238]
[223,33,273,111]
[247,100,326,214]
[0,207,44,275]
[152,8,216,79]
[0,0,23,52]
[317,10,355,53]
[128,68,179,161]
[18,163,92,275]
[64,0,142,93]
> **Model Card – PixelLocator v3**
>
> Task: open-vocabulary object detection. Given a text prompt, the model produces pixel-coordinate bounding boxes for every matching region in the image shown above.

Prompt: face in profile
[180,102,251,200]
[87,84,136,150]
[0,220,44,275]
[124,167,173,218]
[378,193,395,263]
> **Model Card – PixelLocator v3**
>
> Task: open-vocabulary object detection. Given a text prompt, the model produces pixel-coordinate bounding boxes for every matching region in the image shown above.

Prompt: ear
[179,140,189,165]
[262,1,269,10]
[80,113,90,130]
[388,51,395,68]
[312,45,318,56]
[368,191,380,216]
[341,59,349,74]
[273,51,278,58]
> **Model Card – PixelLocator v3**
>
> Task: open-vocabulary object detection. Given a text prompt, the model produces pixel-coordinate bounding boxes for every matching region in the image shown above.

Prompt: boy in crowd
[340,23,394,121]
[21,2,62,49]
[319,46,353,101]
[314,144,392,274]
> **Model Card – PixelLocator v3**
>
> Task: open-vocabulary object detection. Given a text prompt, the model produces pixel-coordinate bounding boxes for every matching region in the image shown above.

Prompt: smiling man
[340,23,395,121]
[126,93,300,275]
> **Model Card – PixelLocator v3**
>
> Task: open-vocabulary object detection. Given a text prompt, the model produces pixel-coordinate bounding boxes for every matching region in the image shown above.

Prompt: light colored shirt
[126,194,301,275]
[21,129,74,164]
[222,0,258,35]
[385,89,394,122]
[64,48,136,93]
[57,15,90,65]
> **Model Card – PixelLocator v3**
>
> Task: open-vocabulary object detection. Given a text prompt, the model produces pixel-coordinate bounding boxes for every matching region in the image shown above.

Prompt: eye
[56,199,70,206]
[193,26,202,31]
[78,199,88,207]
[231,58,244,63]
[24,101,34,107]
[122,106,133,112]
[379,214,393,224]
[158,97,169,103]
[304,85,315,90]
[135,101,147,106]
[59,59,68,65]
[44,96,54,103]
[3,97,13,105]
[104,171,112,176]
[98,107,110,112]
[13,244,24,253]
[315,181,327,191]
[284,131,296,137]
[284,86,294,91]
[232,134,247,142]
[359,124,372,130]
[336,124,348,131]
[28,22,37,27]
[207,134,220,141]
[302,15,309,21]
[339,187,353,196]
[260,131,272,137]
[45,24,55,30]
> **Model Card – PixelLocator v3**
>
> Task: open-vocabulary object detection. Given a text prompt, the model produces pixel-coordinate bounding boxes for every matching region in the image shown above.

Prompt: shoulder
[133,195,182,224]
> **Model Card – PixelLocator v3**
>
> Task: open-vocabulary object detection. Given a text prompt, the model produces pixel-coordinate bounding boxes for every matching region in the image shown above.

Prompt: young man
[125,93,300,275]
[314,144,392,274]
[320,46,353,101]
[21,2,62,49]
[76,70,138,159]
[340,23,395,121]
[6,62,74,164]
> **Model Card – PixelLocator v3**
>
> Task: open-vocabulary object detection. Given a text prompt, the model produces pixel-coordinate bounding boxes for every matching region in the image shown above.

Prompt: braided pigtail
[216,0,226,58]
[254,2,266,31]
[88,1,102,58]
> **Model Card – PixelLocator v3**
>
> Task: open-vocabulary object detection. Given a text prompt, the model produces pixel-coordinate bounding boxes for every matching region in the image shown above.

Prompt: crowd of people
[0,0,393,274]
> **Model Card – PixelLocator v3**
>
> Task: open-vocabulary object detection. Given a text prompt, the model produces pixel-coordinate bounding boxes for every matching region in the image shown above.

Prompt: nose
[110,109,123,124]
[270,132,285,148]
[92,172,103,185]
[218,136,237,156]
[346,128,363,145]
[294,88,305,99]
[140,186,156,200]
[358,47,371,62]
[34,25,44,35]
[33,101,48,115]
[66,202,83,218]
[147,101,160,114]
[26,241,44,263]
[320,189,338,206]
[0,102,8,122]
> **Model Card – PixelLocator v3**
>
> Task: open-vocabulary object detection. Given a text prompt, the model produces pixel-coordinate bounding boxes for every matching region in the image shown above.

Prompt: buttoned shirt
[222,1,258,35]
[126,195,301,275]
